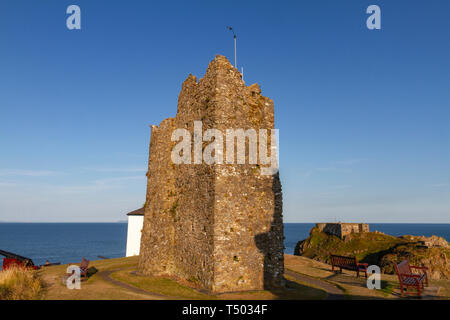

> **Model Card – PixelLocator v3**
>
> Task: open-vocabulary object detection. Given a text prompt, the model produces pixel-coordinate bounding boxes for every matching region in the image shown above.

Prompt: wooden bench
[66,257,90,281]
[394,260,428,297]
[79,257,90,280]
[330,254,368,278]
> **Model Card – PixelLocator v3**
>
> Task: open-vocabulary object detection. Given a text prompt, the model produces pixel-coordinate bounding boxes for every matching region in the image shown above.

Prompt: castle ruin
[137,55,284,293]
[316,223,369,239]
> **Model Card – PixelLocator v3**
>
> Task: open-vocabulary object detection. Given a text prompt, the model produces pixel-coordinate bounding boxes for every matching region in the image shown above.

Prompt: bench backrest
[330,254,357,267]
[394,260,412,282]
[80,258,89,270]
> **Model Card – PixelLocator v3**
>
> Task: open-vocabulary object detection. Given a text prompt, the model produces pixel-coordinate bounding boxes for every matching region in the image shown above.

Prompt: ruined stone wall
[359,223,369,233]
[316,223,369,239]
[138,56,284,293]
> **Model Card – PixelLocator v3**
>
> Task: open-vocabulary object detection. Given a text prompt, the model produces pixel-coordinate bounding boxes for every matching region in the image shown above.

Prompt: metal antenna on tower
[226,26,237,68]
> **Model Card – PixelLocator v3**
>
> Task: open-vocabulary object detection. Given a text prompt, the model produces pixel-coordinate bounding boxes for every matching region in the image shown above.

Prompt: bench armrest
[410,265,428,271]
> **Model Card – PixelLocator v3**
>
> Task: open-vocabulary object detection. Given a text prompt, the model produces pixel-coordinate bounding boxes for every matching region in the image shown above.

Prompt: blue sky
[0,0,449,222]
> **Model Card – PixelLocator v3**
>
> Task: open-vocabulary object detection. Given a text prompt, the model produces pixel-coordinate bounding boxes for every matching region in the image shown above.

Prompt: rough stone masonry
[316,223,369,239]
[138,55,284,293]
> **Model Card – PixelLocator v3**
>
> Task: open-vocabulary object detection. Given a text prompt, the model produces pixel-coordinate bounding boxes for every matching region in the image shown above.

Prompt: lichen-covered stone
[137,55,284,293]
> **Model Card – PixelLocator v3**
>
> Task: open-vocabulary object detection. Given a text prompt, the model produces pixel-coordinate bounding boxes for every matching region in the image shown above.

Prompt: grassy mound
[294,227,404,264]
[0,266,43,300]
[294,227,450,280]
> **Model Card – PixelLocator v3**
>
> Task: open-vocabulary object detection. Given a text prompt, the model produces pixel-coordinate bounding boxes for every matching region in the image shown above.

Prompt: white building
[125,208,144,257]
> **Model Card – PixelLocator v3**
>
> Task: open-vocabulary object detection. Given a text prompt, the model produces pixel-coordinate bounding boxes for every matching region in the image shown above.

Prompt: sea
[0,223,449,268]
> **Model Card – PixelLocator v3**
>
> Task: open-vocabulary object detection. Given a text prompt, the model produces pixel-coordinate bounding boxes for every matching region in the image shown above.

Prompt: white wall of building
[126,215,144,257]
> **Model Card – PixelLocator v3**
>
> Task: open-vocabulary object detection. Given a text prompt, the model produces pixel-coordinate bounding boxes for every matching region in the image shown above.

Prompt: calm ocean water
[0,223,449,267]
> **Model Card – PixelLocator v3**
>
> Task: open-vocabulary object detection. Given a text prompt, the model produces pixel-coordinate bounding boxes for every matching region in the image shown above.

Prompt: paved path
[285,269,345,300]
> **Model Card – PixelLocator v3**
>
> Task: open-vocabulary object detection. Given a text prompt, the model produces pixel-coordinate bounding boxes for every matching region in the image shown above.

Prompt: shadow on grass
[86,266,98,278]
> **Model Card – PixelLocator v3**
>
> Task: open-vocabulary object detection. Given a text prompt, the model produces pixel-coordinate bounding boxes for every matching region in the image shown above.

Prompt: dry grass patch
[285,254,450,300]
[284,254,395,299]
[0,266,43,300]
[39,257,156,300]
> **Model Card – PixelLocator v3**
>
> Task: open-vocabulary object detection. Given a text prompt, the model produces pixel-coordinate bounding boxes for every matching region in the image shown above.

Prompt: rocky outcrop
[398,235,449,248]
[380,245,450,280]
[295,227,450,280]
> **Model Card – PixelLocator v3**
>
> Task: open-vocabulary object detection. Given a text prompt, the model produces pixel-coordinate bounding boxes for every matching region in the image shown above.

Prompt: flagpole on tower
[227,26,237,68]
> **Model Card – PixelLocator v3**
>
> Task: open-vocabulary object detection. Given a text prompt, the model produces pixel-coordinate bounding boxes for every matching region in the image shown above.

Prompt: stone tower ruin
[138,55,284,293]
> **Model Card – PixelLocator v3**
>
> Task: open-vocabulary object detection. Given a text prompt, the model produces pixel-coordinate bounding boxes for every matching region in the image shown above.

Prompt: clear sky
[0,0,449,223]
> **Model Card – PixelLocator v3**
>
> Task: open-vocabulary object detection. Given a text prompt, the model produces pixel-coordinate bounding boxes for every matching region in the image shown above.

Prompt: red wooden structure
[330,254,369,278]
[79,257,90,280]
[2,258,39,270]
[394,260,429,297]
[1,249,60,271]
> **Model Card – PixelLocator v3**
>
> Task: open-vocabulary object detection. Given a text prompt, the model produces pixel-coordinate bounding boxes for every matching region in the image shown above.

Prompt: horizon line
[1,221,449,224]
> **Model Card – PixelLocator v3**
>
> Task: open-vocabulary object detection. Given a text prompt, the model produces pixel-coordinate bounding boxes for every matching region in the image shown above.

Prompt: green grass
[300,228,404,264]
[379,280,397,297]
[111,269,327,300]
[111,269,212,300]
